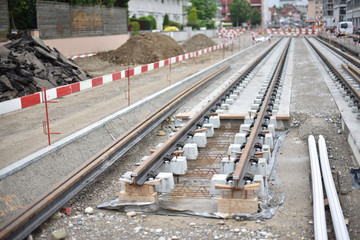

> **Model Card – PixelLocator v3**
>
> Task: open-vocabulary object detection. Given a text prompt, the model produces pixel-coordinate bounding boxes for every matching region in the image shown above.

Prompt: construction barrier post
[42,86,60,146]
[127,66,130,106]
[169,58,172,86]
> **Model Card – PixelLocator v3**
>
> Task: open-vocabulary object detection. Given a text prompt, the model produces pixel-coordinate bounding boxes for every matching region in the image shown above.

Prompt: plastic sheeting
[97,131,288,220]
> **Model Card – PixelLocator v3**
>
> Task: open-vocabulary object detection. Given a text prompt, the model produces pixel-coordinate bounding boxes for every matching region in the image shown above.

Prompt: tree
[187,0,216,27]
[187,7,198,22]
[250,8,261,25]
[229,0,251,27]
[163,14,169,28]
[9,0,37,30]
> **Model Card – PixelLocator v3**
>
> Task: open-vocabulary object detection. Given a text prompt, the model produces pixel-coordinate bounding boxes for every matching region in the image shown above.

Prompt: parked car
[337,21,353,36]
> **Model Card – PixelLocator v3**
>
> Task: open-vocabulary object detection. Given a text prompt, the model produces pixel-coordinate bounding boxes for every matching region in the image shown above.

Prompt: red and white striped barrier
[265,28,319,36]
[0,42,237,115]
[69,53,97,60]
[217,28,244,40]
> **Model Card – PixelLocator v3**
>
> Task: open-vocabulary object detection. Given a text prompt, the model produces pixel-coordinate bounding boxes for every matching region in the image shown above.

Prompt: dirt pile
[99,33,184,65]
[181,34,217,53]
[0,36,92,102]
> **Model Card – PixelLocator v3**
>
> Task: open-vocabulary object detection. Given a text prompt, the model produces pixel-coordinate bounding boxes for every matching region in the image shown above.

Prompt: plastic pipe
[318,135,350,240]
[308,135,328,240]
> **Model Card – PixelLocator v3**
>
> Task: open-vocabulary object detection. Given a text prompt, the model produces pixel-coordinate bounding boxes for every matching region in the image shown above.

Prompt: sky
[268,0,279,7]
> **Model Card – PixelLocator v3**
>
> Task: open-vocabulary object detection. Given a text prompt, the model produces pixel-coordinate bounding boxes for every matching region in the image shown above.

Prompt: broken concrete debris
[0,36,92,102]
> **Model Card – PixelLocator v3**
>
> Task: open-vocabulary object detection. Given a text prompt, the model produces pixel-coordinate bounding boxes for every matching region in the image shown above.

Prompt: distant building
[347,0,360,27]
[333,0,347,25]
[307,0,323,26]
[279,0,307,13]
[323,0,334,26]
[128,0,189,30]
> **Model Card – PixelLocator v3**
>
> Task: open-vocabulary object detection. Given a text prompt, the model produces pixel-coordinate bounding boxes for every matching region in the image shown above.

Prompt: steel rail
[0,66,230,240]
[132,39,284,185]
[306,38,360,109]
[345,64,360,84]
[233,38,291,187]
[308,135,328,240]
[318,135,350,240]
[315,37,360,68]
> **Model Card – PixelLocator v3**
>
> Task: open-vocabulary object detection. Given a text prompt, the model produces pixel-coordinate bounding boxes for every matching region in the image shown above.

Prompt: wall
[0,0,9,41]
[37,1,127,39]
[161,29,217,42]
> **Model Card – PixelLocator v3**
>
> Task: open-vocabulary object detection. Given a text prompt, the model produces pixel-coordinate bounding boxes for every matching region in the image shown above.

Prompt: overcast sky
[268,0,279,7]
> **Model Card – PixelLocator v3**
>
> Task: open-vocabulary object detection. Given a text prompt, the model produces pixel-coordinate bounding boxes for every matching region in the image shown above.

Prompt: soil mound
[0,36,92,102]
[181,34,217,53]
[99,33,184,65]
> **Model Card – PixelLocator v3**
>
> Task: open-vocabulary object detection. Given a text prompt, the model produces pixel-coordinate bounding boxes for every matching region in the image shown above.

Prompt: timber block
[118,182,158,204]
[217,189,258,214]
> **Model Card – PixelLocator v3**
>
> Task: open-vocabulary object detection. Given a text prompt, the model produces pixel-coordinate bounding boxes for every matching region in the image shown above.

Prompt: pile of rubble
[98,33,184,65]
[181,34,217,53]
[0,36,92,102]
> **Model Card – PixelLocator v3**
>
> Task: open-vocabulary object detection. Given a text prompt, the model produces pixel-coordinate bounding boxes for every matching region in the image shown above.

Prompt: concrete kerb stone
[0,40,263,181]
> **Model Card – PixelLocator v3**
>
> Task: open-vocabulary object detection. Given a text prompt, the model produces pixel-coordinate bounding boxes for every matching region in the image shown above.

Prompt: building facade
[307,0,323,25]
[322,0,334,26]
[346,0,360,27]
[128,0,189,30]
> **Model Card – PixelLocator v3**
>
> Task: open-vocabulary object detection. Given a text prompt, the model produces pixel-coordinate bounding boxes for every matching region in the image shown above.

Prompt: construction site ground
[0,36,359,240]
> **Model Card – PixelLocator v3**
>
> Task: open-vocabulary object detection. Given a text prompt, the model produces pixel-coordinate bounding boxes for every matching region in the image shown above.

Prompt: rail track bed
[1,37,360,239]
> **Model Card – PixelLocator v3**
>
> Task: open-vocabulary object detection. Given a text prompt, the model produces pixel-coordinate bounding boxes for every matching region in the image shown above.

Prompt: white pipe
[308,135,328,240]
[318,135,350,240]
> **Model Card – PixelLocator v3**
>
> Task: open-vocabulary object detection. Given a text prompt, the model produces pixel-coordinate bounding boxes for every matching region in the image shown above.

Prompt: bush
[163,14,169,29]
[168,20,182,30]
[164,26,179,32]
[187,20,202,30]
[147,15,157,30]
[130,21,140,34]
[137,17,152,30]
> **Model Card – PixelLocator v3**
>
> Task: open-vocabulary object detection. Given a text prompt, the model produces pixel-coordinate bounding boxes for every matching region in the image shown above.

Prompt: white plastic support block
[251,104,260,110]
[244,116,253,125]
[225,99,234,105]
[210,174,228,195]
[216,109,226,114]
[229,94,238,99]
[155,172,175,193]
[221,103,230,110]
[228,144,241,156]
[254,99,262,104]
[203,123,214,137]
[268,124,275,136]
[270,116,277,129]
[233,90,240,95]
[221,157,235,174]
[183,143,198,160]
[209,116,220,128]
[193,132,207,148]
[253,175,265,197]
[159,156,188,175]
[234,133,247,145]
[265,133,274,149]
[120,171,133,191]
[240,124,251,133]
[262,145,271,163]
[257,158,267,177]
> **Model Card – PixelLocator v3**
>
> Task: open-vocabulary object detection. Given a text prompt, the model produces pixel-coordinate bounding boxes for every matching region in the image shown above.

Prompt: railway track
[0,38,285,239]
[306,37,360,119]
[1,36,357,239]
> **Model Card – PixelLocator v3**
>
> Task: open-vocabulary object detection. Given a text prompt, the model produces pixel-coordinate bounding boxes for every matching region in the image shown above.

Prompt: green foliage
[163,14,169,29]
[130,21,140,34]
[138,17,152,30]
[187,0,216,21]
[187,7,198,22]
[229,0,251,27]
[9,0,37,30]
[250,8,261,25]
[43,0,129,8]
[147,15,157,30]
